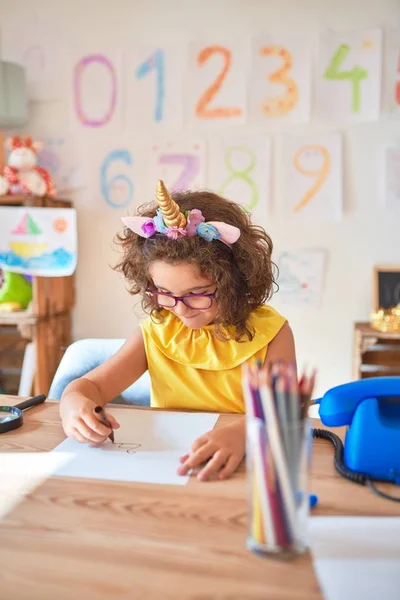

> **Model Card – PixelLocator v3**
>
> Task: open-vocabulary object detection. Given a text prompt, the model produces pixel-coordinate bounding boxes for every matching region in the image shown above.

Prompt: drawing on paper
[0,207,77,277]
[115,443,142,454]
[274,249,326,308]
[37,137,85,192]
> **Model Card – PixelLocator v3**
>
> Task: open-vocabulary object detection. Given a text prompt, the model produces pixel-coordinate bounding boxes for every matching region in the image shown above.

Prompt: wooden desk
[0,397,397,600]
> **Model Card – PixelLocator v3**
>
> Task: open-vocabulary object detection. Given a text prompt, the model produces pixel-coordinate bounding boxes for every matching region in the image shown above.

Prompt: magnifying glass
[0,394,47,434]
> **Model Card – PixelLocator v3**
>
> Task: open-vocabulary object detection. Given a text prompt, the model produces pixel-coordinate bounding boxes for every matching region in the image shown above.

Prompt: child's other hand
[177,417,245,481]
[60,394,120,445]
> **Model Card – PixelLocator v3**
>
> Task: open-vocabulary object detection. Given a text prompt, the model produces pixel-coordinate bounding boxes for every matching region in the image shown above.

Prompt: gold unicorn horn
[156,180,186,228]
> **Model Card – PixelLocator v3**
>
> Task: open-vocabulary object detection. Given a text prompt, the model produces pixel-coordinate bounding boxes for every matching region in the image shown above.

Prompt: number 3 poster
[317,29,382,122]
[249,36,311,123]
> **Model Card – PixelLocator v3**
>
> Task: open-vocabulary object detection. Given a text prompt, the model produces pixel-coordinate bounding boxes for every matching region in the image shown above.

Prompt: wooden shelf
[0,194,72,207]
[0,194,75,395]
[0,310,38,326]
[353,322,400,380]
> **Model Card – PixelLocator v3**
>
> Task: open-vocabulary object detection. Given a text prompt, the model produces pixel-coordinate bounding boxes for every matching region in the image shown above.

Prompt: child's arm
[60,329,147,444]
[265,321,296,366]
[177,322,297,481]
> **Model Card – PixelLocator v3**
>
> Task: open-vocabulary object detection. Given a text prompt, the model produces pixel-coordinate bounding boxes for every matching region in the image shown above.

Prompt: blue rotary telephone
[312,377,400,502]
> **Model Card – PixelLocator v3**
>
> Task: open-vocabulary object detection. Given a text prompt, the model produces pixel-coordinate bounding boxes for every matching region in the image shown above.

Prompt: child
[60,181,296,481]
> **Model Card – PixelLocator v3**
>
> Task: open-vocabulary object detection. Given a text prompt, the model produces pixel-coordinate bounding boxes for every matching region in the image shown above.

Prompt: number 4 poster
[317,29,382,122]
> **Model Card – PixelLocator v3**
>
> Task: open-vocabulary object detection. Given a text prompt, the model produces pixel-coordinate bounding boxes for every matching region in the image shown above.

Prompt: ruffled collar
[145,306,281,371]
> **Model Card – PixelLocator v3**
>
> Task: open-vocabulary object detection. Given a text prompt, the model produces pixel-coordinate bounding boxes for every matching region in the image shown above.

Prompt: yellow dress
[140,305,286,414]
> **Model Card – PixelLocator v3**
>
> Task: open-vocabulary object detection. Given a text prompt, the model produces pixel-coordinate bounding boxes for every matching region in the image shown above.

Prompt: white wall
[2,0,400,399]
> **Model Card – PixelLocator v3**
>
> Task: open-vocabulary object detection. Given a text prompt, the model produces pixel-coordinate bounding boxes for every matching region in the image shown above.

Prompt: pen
[94,406,114,443]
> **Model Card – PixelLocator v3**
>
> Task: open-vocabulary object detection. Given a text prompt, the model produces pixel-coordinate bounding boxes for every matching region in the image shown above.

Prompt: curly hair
[114,190,277,341]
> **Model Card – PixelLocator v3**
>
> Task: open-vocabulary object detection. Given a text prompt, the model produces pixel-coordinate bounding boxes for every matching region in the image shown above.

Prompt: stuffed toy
[0,136,56,197]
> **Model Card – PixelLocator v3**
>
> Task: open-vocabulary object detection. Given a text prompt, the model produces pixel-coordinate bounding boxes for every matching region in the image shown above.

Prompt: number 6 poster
[282,133,342,221]
[317,29,382,122]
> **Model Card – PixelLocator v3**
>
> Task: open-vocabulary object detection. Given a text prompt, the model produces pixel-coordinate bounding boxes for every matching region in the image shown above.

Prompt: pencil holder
[246,416,312,559]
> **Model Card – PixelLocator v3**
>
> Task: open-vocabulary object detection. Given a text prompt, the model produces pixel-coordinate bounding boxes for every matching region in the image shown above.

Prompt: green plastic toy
[0,269,32,309]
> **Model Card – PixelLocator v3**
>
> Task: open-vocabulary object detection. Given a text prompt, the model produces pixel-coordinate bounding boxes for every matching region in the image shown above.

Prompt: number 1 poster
[317,29,382,122]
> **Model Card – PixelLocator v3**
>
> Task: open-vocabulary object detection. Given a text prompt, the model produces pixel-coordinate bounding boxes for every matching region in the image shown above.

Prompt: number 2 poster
[185,40,247,126]
[317,29,382,122]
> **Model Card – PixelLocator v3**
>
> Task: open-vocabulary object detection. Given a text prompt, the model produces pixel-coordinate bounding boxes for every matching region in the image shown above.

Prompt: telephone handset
[312,376,400,501]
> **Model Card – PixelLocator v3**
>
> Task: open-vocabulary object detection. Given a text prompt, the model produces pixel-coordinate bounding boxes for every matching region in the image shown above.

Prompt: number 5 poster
[317,29,382,121]
[282,133,342,221]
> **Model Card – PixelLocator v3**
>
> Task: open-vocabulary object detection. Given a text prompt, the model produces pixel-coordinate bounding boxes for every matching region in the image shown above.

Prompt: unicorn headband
[121,180,240,246]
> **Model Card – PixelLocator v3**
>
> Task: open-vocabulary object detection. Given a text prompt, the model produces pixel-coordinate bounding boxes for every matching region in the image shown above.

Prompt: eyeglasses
[147,289,217,310]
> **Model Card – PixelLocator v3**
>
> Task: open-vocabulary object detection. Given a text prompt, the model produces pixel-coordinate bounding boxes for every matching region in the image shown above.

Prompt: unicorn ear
[121,216,156,238]
[207,222,241,244]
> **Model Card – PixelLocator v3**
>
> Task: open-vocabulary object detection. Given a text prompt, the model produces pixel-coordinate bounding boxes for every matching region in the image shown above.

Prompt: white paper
[0,453,71,520]
[384,28,400,114]
[52,409,219,486]
[250,36,311,123]
[282,133,342,221]
[147,140,207,194]
[273,249,327,308]
[1,15,66,102]
[309,517,400,600]
[208,136,271,225]
[127,45,184,130]
[317,29,382,122]
[37,136,85,192]
[69,48,123,132]
[85,137,136,209]
[186,41,247,126]
[0,207,77,277]
[383,147,400,210]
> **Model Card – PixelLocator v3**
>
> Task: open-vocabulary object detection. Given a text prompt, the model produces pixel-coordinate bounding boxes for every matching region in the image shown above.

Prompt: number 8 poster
[317,29,382,122]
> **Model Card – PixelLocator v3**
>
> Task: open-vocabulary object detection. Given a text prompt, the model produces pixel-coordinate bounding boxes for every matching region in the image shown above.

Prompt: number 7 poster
[317,29,382,121]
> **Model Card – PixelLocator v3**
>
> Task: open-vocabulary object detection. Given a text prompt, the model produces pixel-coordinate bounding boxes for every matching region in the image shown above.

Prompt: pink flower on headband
[141,220,156,237]
[186,209,204,237]
[165,227,187,240]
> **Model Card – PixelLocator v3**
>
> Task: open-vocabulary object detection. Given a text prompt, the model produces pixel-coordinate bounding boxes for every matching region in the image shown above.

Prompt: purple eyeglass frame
[147,289,217,310]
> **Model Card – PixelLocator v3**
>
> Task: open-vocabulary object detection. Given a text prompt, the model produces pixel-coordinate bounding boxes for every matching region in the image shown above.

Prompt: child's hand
[177,417,245,481]
[60,394,120,445]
